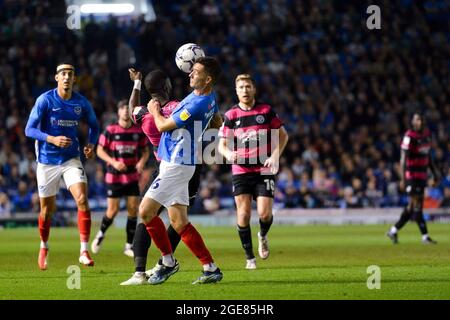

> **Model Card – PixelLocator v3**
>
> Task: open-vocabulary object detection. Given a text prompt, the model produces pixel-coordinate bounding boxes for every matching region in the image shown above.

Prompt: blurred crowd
[0,0,449,216]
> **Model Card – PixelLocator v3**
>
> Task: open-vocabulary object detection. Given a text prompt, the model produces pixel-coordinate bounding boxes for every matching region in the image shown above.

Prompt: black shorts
[232,173,275,198]
[406,180,426,196]
[106,182,140,198]
[147,163,202,207]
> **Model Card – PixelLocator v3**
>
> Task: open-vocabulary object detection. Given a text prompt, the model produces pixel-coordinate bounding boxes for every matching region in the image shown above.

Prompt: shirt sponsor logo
[50,117,79,127]
[180,109,191,121]
[116,145,136,154]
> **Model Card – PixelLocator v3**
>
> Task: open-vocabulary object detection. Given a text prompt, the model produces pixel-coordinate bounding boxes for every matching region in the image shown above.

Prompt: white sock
[162,254,175,267]
[125,243,132,250]
[422,234,429,240]
[80,242,88,252]
[40,241,48,249]
[390,226,398,234]
[203,262,217,272]
[135,271,145,276]
[96,230,104,238]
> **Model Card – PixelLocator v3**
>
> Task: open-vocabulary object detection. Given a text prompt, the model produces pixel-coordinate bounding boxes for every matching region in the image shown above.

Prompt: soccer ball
[175,43,205,73]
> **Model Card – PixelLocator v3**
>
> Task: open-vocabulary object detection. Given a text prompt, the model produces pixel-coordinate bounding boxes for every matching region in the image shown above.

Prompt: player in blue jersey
[25,63,100,270]
[121,57,224,285]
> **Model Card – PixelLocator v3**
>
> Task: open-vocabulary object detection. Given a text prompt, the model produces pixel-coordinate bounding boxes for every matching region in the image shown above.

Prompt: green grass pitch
[1,223,450,300]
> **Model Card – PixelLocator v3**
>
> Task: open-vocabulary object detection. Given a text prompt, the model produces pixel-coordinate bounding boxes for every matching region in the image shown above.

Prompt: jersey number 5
[151,178,162,190]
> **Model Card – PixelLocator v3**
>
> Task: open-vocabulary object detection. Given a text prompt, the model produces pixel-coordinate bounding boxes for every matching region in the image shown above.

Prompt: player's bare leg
[91,198,119,254]
[38,196,56,270]
[69,182,94,266]
[235,194,256,269]
[167,204,222,284]
[122,197,176,285]
[124,196,139,257]
[256,196,273,260]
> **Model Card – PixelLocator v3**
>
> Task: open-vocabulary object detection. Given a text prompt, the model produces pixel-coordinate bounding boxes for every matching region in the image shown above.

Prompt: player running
[91,100,149,257]
[386,112,440,244]
[25,63,100,270]
[218,74,289,269]
[121,57,224,285]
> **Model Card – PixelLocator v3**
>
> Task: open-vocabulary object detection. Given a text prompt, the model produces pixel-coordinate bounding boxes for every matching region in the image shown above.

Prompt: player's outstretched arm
[128,68,142,123]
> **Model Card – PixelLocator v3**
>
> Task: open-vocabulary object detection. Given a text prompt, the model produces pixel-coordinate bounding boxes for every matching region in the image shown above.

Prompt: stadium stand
[0,0,448,216]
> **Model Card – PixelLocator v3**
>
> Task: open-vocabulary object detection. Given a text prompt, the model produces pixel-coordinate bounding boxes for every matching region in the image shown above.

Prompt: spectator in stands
[0,0,448,211]
[0,192,11,217]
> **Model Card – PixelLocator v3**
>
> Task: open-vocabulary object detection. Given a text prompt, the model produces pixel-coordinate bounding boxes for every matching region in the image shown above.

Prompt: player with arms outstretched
[387,112,440,244]
[218,74,289,269]
[25,63,100,270]
[121,57,224,285]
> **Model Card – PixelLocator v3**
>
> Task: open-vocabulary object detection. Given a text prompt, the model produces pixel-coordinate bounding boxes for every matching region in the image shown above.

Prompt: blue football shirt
[158,91,218,165]
[25,89,100,165]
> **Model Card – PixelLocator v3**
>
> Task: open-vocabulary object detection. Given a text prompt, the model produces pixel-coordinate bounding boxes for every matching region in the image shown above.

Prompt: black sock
[157,225,181,265]
[237,225,255,260]
[133,223,151,272]
[259,216,273,237]
[100,215,114,234]
[414,209,428,235]
[126,216,138,245]
[394,207,411,230]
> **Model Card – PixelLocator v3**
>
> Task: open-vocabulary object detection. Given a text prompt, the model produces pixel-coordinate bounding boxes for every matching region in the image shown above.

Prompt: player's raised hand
[112,160,127,172]
[264,155,280,175]
[129,68,142,81]
[147,99,161,116]
[84,144,95,159]
[48,135,72,148]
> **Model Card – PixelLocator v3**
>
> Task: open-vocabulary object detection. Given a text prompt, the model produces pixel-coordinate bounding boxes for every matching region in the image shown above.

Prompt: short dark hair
[117,99,128,109]
[144,69,172,99]
[195,56,222,85]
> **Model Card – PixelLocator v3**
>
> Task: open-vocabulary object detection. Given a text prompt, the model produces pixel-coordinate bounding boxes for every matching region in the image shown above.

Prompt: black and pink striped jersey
[132,100,179,160]
[219,103,283,175]
[99,123,147,184]
[401,128,431,182]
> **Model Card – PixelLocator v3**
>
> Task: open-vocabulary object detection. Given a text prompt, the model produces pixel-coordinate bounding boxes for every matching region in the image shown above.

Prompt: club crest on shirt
[133,134,139,141]
[74,106,82,115]
[256,115,265,124]
[180,109,191,121]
